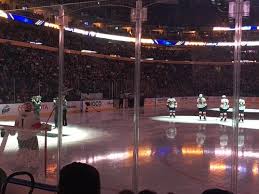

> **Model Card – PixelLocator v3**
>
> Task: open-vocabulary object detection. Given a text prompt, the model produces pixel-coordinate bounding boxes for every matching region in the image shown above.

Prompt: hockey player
[197,94,207,120]
[220,95,229,121]
[167,97,177,118]
[239,98,245,122]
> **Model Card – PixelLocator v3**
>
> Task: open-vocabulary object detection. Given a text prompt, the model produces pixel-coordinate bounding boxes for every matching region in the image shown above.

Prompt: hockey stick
[45,108,55,124]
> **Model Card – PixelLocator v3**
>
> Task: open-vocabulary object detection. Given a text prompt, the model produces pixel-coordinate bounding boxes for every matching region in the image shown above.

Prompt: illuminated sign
[0,10,8,19]
[44,22,59,29]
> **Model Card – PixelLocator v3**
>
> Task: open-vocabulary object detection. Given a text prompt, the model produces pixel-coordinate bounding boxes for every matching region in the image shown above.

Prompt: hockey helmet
[199,94,203,98]
[36,95,42,101]
[222,95,226,98]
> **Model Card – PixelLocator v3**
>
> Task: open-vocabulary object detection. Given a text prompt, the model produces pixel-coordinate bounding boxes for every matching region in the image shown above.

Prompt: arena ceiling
[4,0,259,27]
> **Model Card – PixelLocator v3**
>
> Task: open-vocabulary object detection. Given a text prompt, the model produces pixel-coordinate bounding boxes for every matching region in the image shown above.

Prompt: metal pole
[112,81,114,99]
[57,5,65,181]
[231,0,243,193]
[133,1,142,193]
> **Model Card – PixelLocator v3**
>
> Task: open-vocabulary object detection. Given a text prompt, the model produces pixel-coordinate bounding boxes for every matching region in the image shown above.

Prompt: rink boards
[0,100,114,119]
[0,96,258,119]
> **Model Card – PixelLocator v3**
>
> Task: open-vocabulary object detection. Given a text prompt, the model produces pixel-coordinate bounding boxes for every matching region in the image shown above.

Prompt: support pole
[231,0,243,193]
[133,1,142,193]
[57,5,65,181]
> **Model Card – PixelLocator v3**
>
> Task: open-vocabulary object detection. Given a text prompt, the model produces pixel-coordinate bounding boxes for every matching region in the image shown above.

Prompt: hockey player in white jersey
[239,98,245,122]
[197,94,207,120]
[167,97,177,118]
[220,95,229,121]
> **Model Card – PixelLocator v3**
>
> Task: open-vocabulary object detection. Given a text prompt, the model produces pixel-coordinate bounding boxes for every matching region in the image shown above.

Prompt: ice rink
[1,107,259,194]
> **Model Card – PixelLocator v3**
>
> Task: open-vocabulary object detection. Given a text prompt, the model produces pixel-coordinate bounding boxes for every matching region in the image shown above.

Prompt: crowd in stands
[0,15,258,103]
[0,41,258,104]
[0,2,10,10]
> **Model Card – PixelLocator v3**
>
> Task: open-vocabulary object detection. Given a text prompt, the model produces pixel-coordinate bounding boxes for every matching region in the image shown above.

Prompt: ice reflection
[215,148,259,159]
[182,146,204,156]
[166,122,177,139]
[209,162,247,174]
[85,147,152,164]
[196,124,206,146]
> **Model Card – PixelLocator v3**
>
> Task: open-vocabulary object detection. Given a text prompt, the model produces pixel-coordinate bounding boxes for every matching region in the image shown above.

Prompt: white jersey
[15,111,41,140]
[220,98,229,110]
[167,98,177,108]
[239,99,245,111]
[197,97,207,108]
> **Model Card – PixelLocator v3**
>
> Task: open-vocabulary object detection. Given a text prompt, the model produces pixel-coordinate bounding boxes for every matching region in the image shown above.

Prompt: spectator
[139,190,157,194]
[58,162,100,194]
[202,188,233,194]
[119,190,134,194]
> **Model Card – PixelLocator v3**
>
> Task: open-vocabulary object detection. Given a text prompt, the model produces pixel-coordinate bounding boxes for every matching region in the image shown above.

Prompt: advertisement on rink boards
[0,100,114,119]
[144,98,156,107]
[145,97,198,109]
[83,100,114,112]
